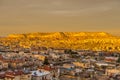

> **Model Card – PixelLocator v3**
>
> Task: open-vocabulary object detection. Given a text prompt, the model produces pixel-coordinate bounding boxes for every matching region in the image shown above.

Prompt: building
[106,68,120,76]
[50,53,60,59]
[0,70,32,80]
[0,72,5,80]
[105,57,118,63]
[31,70,52,80]
[63,64,75,69]
[73,62,90,68]
[33,54,46,61]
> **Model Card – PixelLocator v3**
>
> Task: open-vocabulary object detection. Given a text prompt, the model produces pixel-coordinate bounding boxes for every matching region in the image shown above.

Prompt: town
[0,0,120,79]
[0,46,120,80]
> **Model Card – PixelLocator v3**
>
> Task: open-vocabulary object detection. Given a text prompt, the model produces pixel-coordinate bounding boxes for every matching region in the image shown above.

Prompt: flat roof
[31,70,50,77]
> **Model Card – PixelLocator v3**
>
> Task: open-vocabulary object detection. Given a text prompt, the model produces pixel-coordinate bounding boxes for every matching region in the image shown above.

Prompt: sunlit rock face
[1,32,120,51]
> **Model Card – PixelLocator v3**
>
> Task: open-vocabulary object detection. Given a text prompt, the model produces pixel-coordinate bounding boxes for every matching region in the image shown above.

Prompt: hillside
[0,32,120,51]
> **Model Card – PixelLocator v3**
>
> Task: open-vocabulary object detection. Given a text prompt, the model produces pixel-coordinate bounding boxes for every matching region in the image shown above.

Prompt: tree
[64,49,72,54]
[43,57,49,65]
[117,55,120,63]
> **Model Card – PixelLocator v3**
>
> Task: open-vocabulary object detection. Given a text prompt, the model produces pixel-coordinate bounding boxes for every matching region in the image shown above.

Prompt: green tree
[64,49,72,54]
[43,57,49,65]
[117,55,120,63]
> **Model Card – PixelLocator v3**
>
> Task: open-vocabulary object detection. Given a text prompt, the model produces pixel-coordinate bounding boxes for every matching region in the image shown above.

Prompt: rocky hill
[0,32,120,51]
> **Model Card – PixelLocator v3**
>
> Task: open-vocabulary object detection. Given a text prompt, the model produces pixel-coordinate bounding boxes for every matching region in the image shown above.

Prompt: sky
[0,0,120,36]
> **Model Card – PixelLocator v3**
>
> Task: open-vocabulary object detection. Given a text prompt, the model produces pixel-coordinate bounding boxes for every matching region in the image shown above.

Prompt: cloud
[0,0,120,34]
[48,4,118,16]
[0,0,119,17]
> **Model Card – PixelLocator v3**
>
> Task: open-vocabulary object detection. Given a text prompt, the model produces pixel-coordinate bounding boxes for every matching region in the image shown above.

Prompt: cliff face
[1,32,120,51]
[8,32,112,38]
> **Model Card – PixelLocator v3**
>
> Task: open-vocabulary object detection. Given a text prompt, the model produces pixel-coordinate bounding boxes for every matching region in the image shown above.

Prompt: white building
[31,70,52,80]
